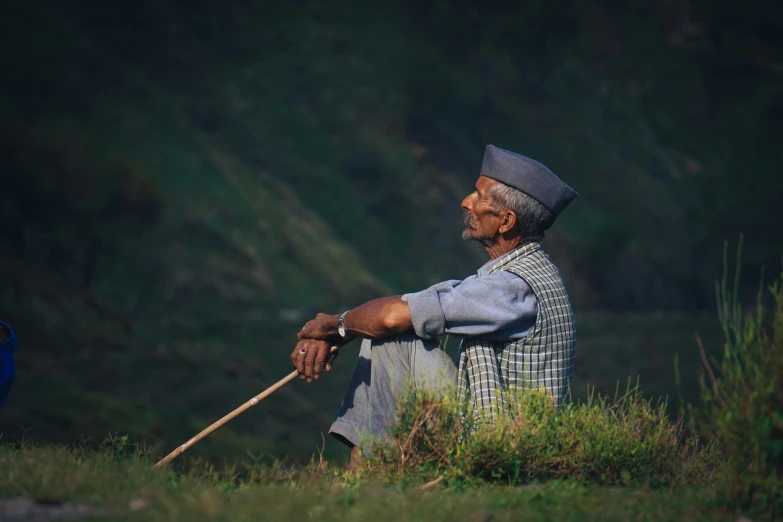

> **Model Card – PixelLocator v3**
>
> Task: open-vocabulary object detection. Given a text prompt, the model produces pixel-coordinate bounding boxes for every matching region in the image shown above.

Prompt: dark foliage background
[0,0,781,461]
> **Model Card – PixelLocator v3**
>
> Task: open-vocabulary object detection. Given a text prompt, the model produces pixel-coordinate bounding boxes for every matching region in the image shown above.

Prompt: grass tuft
[365,384,718,489]
[688,239,783,518]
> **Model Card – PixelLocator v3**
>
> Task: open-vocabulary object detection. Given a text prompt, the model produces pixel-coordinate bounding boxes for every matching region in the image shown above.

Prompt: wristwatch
[337,310,350,338]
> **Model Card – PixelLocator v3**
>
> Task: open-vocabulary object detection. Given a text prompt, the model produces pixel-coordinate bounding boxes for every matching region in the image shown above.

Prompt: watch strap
[338,310,350,338]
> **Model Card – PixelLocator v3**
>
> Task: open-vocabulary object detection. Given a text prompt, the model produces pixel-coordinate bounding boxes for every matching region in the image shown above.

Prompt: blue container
[0,321,17,408]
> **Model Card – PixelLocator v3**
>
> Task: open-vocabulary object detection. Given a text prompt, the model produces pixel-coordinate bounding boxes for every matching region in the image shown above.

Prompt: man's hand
[290,338,341,382]
[297,313,341,342]
[290,298,413,382]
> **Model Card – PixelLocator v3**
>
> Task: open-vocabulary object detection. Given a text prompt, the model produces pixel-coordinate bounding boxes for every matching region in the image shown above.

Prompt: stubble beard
[461,210,476,241]
[461,210,494,247]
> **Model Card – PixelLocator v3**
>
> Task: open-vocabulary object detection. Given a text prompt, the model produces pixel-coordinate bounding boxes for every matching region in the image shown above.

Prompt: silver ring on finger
[299,347,307,355]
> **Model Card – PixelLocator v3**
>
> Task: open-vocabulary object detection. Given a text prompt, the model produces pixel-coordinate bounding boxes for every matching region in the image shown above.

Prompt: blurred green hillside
[0,0,781,461]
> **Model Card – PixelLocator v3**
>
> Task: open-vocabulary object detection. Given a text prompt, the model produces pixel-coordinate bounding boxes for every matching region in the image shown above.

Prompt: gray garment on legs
[329,332,457,453]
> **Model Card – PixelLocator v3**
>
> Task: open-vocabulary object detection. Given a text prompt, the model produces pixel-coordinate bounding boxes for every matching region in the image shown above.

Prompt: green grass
[0,442,733,522]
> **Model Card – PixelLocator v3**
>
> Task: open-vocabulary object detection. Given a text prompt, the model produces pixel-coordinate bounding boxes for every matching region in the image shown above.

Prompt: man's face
[461,176,505,244]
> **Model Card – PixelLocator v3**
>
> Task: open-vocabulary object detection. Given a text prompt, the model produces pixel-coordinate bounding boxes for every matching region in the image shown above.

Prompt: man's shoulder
[502,246,560,274]
[500,249,568,292]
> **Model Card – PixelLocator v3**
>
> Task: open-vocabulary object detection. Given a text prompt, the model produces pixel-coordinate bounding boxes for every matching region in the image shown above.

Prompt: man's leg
[329,332,457,455]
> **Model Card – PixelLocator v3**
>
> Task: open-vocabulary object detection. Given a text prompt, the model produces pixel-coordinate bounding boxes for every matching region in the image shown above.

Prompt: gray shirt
[402,254,538,342]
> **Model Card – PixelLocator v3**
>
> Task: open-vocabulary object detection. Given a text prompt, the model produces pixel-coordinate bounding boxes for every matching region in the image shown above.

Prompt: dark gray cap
[480,144,577,216]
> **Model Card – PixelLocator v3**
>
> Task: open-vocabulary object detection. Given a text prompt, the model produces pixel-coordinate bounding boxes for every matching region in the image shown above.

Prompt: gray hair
[487,182,556,241]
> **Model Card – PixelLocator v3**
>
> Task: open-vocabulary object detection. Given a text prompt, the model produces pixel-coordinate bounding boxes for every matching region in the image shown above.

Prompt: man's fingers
[297,321,310,341]
[313,344,329,379]
[296,313,338,342]
[292,338,338,380]
[295,340,308,377]
[304,342,317,382]
[297,320,313,340]
[325,349,339,372]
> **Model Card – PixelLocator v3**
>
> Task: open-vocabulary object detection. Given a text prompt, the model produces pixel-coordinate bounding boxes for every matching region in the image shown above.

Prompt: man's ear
[498,210,518,234]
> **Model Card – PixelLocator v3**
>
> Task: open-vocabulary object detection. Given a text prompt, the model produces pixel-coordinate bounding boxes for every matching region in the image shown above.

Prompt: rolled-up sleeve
[402,272,537,342]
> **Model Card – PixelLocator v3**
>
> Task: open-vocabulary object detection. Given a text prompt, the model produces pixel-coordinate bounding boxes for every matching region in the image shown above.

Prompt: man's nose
[461,192,476,211]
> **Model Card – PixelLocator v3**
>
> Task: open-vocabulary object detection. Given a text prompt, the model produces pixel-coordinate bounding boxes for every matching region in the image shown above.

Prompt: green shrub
[692,241,783,517]
[366,384,717,488]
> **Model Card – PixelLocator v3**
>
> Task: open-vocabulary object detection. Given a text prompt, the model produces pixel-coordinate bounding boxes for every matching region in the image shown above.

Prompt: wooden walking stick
[154,345,339,468]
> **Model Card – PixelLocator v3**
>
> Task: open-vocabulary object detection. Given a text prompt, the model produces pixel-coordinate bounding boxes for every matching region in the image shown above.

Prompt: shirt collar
[477,241,541,277]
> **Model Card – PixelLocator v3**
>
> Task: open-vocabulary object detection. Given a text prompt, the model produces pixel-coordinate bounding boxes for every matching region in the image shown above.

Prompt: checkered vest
[456,241,576,420]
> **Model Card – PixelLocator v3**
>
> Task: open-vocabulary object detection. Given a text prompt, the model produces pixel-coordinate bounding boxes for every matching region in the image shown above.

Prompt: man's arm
[291,271,536,381]
[297,296,411,342]
[404,272,536,342]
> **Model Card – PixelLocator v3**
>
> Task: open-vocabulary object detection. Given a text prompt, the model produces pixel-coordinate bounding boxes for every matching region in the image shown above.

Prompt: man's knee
[373,331,438,351]
[369,332,441,368]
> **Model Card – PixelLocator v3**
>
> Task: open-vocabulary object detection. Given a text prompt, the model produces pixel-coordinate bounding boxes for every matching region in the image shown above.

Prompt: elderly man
[293,144,578,459]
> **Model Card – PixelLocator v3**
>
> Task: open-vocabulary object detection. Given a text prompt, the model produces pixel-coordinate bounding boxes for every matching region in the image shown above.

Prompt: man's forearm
[297,296,413,343]
[342,296,412,339]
